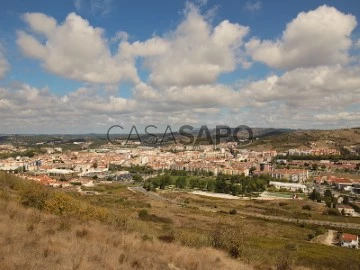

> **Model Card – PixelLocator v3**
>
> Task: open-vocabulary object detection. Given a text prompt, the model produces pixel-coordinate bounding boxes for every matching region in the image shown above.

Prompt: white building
[337,205,356,216]
[269,181,307,193]
[340,233,359,249]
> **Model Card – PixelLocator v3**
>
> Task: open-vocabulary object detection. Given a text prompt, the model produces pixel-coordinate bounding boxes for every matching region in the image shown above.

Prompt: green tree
[309,189,321,202]
[132,174,143,182]
[324,189,333,198]
[175,176,187,188]
[159,174,171,189]
[324,197,332,208]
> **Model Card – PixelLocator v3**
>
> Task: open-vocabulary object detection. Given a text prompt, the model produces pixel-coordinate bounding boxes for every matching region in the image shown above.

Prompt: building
[269,181,307,193]
[270,169,309,183]
[340,233,359,249]
[337,205,356,216]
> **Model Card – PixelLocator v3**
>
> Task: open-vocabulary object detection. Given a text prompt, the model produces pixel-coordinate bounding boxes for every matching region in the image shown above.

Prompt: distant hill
[244,128,360,152]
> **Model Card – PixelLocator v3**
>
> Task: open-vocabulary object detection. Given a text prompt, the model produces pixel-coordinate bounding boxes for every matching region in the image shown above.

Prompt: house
[337,205,356,216]
[340,233,359,249]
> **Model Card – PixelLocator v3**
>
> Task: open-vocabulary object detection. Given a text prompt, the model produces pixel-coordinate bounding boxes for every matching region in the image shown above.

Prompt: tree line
[143,173,276,196]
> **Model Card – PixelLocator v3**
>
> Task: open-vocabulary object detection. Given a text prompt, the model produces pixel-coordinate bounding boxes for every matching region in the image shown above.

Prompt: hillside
[1,173,359,270]
[0,174,251,270]
[245,128,360,152]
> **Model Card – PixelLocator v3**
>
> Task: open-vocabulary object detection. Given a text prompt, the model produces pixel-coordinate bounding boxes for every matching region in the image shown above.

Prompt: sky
[0,0,360,134]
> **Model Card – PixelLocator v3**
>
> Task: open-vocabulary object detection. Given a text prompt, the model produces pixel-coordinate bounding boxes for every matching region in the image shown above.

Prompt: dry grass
[1,173,358,270]
[0,199,252,270]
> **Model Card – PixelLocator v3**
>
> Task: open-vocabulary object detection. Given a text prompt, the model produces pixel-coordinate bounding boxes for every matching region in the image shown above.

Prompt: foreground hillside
[0,202,251,270]
[0,182,251,269]
[1,173,359,270]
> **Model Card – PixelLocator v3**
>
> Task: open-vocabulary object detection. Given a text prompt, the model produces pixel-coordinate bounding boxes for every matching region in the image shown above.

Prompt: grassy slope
[0,185,251,269]
[1,173,360,270]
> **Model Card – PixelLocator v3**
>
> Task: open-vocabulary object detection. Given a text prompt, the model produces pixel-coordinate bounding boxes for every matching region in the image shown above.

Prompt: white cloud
[244,65,360,111]
[244,1,262,12]
[111,31,129,43]
[17,12,138,84]
[246,5,357,70]
[16,5,249,87]
[133,82,244,110]
[138,4,249,87]
[315,112,360,121]
[8,4,360,132]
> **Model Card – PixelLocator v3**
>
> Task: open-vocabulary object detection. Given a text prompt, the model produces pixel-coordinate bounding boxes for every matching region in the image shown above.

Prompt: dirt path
[311,230,336,246]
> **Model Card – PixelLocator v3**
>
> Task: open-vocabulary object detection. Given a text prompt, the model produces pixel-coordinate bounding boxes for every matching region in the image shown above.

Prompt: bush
[325,209,340,216]
[229,209,237,215]
[76,228,89,238]
[19,182,49,210]
[302,205,312,211]
[158,224,175,243]
[307,233,315,240]
[315,227,326,236]
[279,202,288,207]
[158,234,175,243]
[45,192,81,215]
[138,209,148,219]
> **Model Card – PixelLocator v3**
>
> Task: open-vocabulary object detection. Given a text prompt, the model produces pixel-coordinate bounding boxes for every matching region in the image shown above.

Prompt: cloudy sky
[0,0,360,134]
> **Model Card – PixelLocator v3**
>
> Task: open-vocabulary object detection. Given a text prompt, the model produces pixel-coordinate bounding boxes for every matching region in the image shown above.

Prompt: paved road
[129,186,360,230]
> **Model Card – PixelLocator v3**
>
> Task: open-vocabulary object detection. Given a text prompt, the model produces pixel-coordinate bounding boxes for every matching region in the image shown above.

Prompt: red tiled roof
[342,233,358,242]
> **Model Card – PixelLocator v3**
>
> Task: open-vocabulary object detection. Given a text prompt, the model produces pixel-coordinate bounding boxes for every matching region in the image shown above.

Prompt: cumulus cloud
[133,82,244,111]
[244,65,360,109]
[9,4,360,132]
[17,12,138,84]
[17,5,249,87]
[137,4,249,87]
[246,5,357,70]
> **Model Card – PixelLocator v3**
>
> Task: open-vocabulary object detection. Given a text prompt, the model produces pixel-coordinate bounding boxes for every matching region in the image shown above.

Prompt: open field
[1,173,359,270]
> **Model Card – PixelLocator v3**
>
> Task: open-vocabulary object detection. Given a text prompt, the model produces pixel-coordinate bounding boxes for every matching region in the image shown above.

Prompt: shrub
[229,209,237,215]
[279,202,288,207]
[315,227,326,236]
[275,246,297,270]
[325,209,340,216]
[138,209,148,219]
[45,192,81,216]
[302,205,312,211]
[158,224,175,243]
[19,182,49,210]
[158,234,175,243]
[307,233,315,240]
[76,228,89,238]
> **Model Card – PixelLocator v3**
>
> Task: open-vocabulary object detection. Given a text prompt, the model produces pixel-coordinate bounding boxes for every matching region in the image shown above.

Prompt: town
[1,131,360,253]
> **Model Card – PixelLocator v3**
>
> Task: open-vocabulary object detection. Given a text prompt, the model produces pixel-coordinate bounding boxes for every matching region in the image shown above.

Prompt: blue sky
[0,0,360,133]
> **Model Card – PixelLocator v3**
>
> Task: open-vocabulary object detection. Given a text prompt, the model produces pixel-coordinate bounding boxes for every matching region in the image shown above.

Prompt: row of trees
[143,173,274,196]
